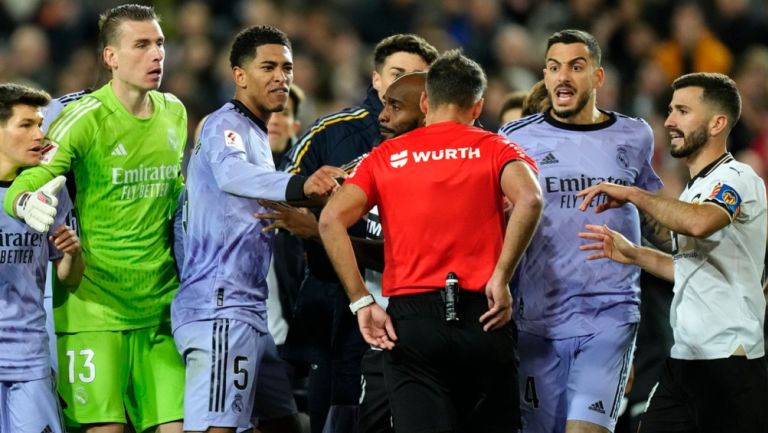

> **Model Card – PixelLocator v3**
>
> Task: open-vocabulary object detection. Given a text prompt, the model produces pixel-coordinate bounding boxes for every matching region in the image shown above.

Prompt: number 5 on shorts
[66,349,96,384]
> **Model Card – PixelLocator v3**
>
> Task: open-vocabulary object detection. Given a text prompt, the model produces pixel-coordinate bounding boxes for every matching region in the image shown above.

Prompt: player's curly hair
[230,25,291,69]
[0,83,50,125]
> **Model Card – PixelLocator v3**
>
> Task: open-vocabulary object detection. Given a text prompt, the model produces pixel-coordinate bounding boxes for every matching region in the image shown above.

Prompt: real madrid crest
[616,146,629,169]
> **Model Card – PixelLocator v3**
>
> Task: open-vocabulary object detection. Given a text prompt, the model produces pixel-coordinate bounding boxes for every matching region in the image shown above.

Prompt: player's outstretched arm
[578,224,674,282]
[319,183,397,349]
[480,161,543,332]
[256,199,319,239]
[577,182,730,238]
[51,224,84,288]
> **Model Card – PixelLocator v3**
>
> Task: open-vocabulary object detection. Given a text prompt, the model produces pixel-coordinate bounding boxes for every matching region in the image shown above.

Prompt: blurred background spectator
[0,0,764,185]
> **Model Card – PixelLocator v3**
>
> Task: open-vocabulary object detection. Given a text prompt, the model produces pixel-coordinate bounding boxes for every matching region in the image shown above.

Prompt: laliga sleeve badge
[224,129,245,152]
[40,139,59,165]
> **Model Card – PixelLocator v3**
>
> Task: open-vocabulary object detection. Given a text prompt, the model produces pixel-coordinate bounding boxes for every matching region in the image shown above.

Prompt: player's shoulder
[46,92,107,138]
[611,111,651,130]
[716,156,763,184]
[499,112,546,137]
[150,90,187,118]
[302,105,377,141]
[202,102,248,134]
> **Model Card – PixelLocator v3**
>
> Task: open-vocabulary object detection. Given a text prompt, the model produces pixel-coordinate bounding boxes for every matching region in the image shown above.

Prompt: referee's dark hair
[672,72,742,133]
[98,4,158,55]
[0,83,50,126]
[426,50,486,109]
[230,25,292,69]
[373,34,439,71]
[546,29,602,66]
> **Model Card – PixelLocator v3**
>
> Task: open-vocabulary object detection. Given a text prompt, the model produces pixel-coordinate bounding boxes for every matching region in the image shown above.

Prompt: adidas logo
[112,143,128,156]
[540,152,559,164]
[41,426,54,433]
[588,400,606,414]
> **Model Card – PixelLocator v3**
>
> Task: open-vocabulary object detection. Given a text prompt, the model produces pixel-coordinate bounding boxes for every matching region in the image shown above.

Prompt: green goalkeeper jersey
[3,83,187,332]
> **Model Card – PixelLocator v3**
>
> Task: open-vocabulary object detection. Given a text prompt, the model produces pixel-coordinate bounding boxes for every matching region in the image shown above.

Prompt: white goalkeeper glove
[14,176,66,233]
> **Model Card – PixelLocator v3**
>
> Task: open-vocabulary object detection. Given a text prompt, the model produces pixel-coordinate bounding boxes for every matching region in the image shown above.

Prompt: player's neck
[0,161,19,182]
[425,105,476,126]
[551,104,606,125]
[111,80,154,118]
[685,141,728,178]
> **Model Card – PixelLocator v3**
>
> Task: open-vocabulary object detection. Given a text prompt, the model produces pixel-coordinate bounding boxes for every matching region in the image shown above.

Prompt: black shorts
[640,356,768,433]
[383,291,520,433]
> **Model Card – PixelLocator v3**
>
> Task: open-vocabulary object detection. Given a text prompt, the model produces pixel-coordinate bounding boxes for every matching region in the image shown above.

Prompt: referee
[319,50,543,433]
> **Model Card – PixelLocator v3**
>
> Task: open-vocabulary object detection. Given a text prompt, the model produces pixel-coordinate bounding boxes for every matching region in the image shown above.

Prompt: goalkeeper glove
[14,176,66,233]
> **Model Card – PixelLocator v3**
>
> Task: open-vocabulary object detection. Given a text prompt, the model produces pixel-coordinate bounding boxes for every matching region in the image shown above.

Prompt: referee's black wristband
[286,175,308,201]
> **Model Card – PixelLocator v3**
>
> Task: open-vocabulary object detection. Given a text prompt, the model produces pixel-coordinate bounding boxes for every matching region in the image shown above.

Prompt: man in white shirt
[577,72,768,433]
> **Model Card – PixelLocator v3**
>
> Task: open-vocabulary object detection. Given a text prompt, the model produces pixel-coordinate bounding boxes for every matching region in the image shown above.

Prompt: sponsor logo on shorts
[41,425,54,433]
[588,400,606,414]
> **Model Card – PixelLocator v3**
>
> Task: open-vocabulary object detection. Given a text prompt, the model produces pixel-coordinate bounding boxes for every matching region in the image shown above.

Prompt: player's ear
[232,67,246,89]
[593,66,605,91]
[471,98,485,121]
[419,91,428,115]
[103,46,117,70]
[291,120,301,136]
[372,69,383,97]
[709,113,729,138]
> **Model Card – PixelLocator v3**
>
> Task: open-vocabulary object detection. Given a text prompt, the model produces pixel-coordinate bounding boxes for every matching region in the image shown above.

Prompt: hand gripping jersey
[347,121,537,296]
[0,183,74,381]
[282,86,382,282]
[670,154,767,360]
[172,100,304,333]
[500,111,662,338]
[2,83,187,332]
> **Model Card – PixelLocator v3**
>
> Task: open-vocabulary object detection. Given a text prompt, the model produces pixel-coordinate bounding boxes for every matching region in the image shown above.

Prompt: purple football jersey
[500,111,662,338]
[172,101,300,333]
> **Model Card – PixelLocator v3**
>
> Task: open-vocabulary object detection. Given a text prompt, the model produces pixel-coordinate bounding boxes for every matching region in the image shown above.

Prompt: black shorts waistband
[387,290,487,320]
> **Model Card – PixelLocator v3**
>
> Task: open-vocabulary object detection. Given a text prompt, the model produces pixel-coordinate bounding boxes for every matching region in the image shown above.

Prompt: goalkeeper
[3,4,187,432]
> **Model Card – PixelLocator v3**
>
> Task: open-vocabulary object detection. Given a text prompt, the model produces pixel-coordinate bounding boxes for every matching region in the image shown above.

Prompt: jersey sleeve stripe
[48,98,101,142]
[499,113,544,135]
[284,110,370,174]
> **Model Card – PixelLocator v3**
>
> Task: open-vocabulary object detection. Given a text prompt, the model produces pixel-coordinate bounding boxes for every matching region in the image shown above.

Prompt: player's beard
[551,90,591,120]
[669,123,708,158]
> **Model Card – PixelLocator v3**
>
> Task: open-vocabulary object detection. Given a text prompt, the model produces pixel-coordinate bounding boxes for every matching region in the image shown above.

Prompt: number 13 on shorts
[66,349,96,384]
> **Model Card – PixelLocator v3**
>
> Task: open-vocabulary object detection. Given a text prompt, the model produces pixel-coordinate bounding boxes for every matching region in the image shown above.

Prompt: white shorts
[0,374,64,433]
[174,318,297,431]
[518,323,637,433]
